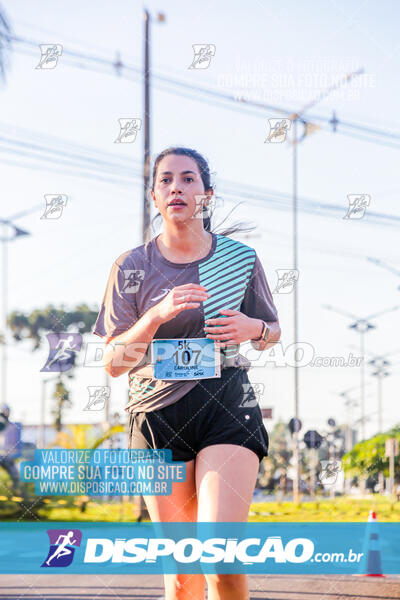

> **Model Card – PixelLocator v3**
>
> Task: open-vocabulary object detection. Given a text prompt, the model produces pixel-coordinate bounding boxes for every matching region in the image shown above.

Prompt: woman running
[94,147,281,600]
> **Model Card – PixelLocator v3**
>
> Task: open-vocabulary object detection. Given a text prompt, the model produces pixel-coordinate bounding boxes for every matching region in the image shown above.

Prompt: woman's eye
[159,176,194,183]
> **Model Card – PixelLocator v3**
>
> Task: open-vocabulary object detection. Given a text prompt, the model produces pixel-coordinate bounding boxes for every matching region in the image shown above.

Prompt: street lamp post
[369,359,391,434]
[288,69,363,503]
[323,305,399,441]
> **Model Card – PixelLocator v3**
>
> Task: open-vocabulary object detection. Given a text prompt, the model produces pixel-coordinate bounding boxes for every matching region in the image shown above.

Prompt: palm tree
[0,6,13,83]
[51,423,125,450]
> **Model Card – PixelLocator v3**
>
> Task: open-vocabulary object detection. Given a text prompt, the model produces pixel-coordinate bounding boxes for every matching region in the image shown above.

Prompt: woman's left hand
[204,308,262,347]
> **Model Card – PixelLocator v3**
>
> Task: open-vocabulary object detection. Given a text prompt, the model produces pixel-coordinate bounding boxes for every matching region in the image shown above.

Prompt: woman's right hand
[152,283,210,324]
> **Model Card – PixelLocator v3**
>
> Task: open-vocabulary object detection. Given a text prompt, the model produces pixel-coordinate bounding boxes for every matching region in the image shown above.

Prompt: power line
[8,34,400,150]
[1,128,399,228]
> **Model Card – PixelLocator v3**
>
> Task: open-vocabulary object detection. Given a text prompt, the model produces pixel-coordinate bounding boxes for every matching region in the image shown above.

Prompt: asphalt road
[0,574,399,599]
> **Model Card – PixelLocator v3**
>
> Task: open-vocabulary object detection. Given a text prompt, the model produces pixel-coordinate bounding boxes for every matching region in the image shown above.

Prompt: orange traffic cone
[359,510,385,577]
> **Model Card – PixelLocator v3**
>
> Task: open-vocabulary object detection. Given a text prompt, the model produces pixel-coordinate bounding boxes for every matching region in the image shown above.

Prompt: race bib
[150,338,221,380]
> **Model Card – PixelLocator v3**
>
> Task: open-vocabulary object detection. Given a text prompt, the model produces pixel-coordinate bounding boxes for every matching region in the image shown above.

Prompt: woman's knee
[206,572,247,590]
[165,572,205,599]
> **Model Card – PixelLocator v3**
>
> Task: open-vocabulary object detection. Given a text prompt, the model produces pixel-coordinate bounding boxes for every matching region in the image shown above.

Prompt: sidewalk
[0,574,399,599]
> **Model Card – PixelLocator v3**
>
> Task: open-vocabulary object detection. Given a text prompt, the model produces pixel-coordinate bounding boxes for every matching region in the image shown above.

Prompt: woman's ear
[204,189,213,209]
[150,189,157,207]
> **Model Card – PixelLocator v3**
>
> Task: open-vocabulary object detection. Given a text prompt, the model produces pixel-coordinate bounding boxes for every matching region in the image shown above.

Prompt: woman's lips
[168,203,186,209]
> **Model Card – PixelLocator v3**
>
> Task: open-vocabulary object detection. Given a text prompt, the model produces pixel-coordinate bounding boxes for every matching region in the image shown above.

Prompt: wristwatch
[252,320,270,342]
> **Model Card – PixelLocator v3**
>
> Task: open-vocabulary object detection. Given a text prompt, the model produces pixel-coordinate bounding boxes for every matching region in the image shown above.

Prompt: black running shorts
[128,366,269,463]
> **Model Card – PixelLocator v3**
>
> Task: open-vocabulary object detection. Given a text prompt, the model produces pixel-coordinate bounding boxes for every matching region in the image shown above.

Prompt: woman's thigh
[195,444,259,521]
[142,458,198,522]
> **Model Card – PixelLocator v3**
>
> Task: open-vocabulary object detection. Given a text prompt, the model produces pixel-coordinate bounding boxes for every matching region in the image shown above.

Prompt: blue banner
[0,522,398,574]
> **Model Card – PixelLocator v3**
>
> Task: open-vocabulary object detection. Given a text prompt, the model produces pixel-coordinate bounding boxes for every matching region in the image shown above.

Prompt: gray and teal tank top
[93,232,278,413]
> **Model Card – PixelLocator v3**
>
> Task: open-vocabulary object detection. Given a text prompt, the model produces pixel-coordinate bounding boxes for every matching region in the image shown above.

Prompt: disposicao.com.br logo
[41,529,82,568]
[40,531,364,570]
[83,535,316,564]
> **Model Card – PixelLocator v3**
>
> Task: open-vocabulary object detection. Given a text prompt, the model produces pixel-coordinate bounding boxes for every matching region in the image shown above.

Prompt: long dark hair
[146,147,256,245]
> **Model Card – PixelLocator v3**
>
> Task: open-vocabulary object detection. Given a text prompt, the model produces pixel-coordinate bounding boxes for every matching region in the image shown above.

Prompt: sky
[1,0,400,442]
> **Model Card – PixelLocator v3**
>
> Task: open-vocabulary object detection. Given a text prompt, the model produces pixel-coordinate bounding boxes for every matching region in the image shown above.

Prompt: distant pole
[378,374,382,433]
[40,375,59,448]
[309,448,317,498]
[369,357,391,434]
[104,371,110,428]
[389,452,395,495]
[292,117,300,503]
[143,9,151,245]
[39,379,45,448]
[360,330,365,440]
[385,438,398,496]
[0,220,30,406]
[1,225,7,406]
[323,306,399,441]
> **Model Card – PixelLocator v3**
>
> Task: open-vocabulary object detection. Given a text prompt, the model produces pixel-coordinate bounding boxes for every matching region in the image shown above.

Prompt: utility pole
[143,9,151,245]
[338,388,359,452]
[370,362,390,434]
[139,9,165,521]
[142,10,165,245]
[385,438,399,496]
[289,68,363,503]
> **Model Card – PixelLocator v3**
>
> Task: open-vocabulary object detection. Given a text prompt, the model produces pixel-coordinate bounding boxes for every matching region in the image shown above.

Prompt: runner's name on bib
[150,338,221,380]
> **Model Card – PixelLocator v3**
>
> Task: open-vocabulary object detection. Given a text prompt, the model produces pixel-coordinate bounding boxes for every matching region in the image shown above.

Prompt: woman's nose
[171,183,183,194]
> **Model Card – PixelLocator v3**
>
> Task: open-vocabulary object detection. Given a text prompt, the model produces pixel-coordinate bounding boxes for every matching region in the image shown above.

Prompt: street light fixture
[348,343,400,436]
[323,304,399,441]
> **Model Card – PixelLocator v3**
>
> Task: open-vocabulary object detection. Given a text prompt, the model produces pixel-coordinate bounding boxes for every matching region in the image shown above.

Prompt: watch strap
[252,320,267,342]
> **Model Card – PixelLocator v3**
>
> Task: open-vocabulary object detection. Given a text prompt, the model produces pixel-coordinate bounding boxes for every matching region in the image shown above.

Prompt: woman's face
[151,154,212,227]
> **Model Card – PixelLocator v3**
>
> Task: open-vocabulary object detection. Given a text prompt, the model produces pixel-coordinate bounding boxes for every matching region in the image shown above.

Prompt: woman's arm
[102,283,209,377]
[103,306,163,378]
[204,310,281,351]
[249,318,281,351]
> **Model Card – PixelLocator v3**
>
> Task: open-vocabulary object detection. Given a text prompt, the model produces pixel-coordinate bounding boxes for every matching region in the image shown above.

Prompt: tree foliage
[8,304,99,350]
[342,426,400,478]
[8,304,99,430]
[51,424,125,450]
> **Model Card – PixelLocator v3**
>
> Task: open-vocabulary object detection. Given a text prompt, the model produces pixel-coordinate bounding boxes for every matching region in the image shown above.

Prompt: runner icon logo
[273,269,299,294]
[122,269,145,293]
[319,460,342,485]
[264,119,292,143]
[114,118,142,143]
[239,383,265,408]
[35,44,63,69]
[41,529,82,568]
[344,194,371,219]
[40,194,68,219]
[188,44,216,70]
[41,333,82,373]
[84,386,111,411]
